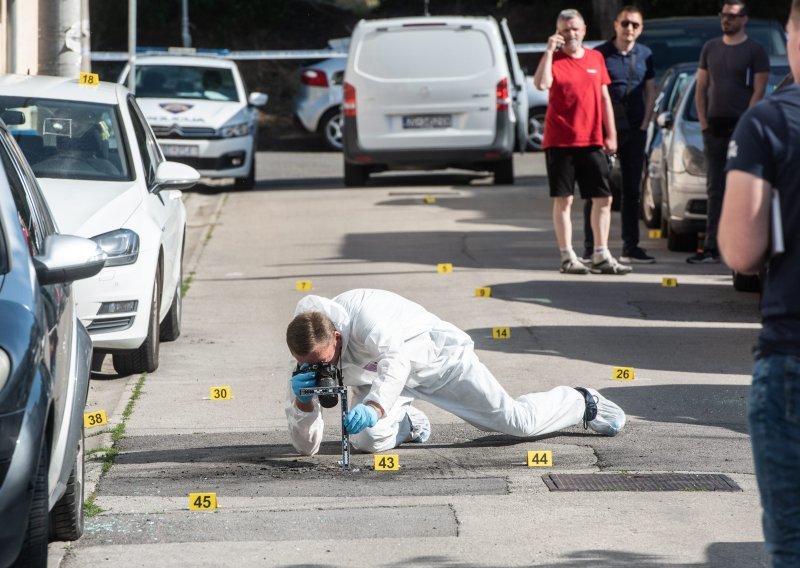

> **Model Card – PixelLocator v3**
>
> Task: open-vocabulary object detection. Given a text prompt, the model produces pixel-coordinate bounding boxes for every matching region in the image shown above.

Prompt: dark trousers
[583,129,648,253]
[702,130,732,254]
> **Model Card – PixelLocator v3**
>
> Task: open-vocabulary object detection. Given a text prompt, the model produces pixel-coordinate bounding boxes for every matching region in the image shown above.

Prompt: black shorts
[545,146,612,199]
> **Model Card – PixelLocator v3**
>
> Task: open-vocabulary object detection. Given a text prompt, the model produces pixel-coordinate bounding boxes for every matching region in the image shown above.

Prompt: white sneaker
[575,387,626,437]
[406,406,431,443]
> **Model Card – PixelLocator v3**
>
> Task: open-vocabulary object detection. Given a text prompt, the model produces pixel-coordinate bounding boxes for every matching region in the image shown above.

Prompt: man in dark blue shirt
[583,5,657,264]
[719,2,800,564]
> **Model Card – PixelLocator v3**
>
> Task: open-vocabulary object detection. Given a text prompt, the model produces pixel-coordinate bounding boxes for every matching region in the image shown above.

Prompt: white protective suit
[285,289,586,455]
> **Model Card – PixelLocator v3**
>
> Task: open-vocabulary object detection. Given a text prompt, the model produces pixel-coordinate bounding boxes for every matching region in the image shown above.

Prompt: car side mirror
[248,92,268,107]
[154,161,200,192]
[657,112,674,130]
[34,234,106,285]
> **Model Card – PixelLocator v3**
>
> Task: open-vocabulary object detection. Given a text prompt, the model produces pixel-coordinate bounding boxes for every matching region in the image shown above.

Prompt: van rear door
[351,22,501,151]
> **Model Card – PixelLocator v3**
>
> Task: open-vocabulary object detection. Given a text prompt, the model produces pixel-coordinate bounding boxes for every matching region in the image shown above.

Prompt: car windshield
[684,65,790,121]
[641,19,787,79]
[135,65,240,102]
[0,97,133,182]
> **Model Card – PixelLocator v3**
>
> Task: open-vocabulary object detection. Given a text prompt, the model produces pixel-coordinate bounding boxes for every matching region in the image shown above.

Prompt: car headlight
[0,349,10,392]
[220,122,251,138]
[682,145,707,176]
[91,229,140,267]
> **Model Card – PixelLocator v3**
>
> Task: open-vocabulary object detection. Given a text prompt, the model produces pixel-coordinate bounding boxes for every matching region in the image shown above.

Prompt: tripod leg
[340,388,350,469]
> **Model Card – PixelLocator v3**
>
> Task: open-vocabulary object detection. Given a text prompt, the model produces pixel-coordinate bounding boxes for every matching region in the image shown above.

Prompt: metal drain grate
[542,473,742,492]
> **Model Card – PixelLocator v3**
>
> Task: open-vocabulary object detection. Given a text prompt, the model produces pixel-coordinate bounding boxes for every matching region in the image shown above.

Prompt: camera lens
[317,374,339,408]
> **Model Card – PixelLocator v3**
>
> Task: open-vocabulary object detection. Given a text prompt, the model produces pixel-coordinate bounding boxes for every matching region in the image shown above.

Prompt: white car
[0,74,199,375]
[119,54,268,190]
[293,57,346,151]
[343,16,529,186]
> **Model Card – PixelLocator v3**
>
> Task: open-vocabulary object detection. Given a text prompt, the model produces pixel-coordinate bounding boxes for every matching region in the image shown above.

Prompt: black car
[0,115,105,567]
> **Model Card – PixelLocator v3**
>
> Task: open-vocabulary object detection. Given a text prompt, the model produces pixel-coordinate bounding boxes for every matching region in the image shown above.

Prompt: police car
[119,52,268,189]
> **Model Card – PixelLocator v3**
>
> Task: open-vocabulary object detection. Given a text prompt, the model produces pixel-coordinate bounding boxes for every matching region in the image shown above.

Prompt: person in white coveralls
[285,289,626,455]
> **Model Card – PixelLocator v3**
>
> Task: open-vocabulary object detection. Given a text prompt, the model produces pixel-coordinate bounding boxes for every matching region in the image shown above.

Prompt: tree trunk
[591,0,623,40]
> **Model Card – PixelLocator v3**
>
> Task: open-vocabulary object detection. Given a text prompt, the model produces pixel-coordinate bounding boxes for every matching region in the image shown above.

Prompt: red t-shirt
[543,48,611,149]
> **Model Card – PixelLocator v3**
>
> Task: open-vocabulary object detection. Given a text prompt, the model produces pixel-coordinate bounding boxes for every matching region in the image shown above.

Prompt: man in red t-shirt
[533,8,631,275]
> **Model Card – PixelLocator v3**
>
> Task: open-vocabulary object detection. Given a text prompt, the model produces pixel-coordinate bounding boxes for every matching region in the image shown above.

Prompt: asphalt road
[53,150,766,567]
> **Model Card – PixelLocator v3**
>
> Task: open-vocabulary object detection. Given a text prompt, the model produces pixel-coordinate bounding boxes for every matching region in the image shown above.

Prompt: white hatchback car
[0,74,199,375]
[119,54,268,190]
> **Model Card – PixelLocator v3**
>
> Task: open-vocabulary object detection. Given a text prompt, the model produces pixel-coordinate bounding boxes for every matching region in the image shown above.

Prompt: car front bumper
[158,134,254,178]
[668,170,707,233]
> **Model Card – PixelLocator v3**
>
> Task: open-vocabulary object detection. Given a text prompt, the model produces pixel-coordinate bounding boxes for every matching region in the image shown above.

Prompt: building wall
[1,0,38,74]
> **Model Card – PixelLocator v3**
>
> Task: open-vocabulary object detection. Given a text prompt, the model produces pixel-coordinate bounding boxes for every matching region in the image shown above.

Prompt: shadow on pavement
[467,325,757,374]
[485,279,759,322]
[599,383,749,435]
[282,542,767,567]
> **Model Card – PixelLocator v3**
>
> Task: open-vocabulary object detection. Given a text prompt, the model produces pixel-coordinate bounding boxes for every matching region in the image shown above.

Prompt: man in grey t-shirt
[688,0,769,264]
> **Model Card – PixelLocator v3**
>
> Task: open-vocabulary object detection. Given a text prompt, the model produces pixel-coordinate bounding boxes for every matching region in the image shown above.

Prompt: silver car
[654,58,790,252]
[293,57,346,151]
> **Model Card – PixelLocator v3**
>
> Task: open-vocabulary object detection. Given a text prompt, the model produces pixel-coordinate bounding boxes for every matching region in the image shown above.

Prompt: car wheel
[493,157,514,185]
[234,149,256,190]
[344,161,369,187]
[160,242,184,343]
[666,221,698,252]
[641,170,662,229]
[113,264,161,376]
[526,106,546,151]
[12,442,49,566]
[91,350,106,372]
[49,425,84,541]
[318,107,343,151]
[732,271,761,293]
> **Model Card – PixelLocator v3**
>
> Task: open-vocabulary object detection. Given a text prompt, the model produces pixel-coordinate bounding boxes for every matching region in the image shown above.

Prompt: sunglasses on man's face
[619,20,641,29]
[719,12,746,19]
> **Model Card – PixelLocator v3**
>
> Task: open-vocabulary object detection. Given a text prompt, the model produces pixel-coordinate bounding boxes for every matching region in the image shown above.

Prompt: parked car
[294,57,346,151]
[652,58,790,253]
[118,53,268,190]
[342,16,529,186]
[0,74,200,376]
[0,115,106,567]
[296,56,546,154]
[641,62,698,230]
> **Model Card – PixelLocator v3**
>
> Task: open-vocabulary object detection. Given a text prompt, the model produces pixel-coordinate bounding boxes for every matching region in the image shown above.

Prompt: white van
[342,16,528,186]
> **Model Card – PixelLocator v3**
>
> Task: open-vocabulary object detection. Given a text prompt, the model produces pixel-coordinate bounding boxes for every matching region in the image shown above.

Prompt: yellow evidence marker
[613,367,635,380]
[189,493,217,511]
[210,386,232,400]
[662,277,678,288]
[374,454,400,471]
[83,410,107,428]
[527,451,552,467]
[492,327,511,339]
[296,280,312,291]
[423,195,437,204]
[437,263,453,273]
[648,229,663,239]
[475,287,492,297]
[79,72,100,86]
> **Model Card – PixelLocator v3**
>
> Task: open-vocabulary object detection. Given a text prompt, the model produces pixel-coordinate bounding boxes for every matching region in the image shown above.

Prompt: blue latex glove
[344,403,378,434]
[291,366,316,403]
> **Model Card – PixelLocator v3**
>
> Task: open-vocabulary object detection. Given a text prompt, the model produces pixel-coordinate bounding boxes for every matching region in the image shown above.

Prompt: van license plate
[160,144,199,157]
[403,115,452,129]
